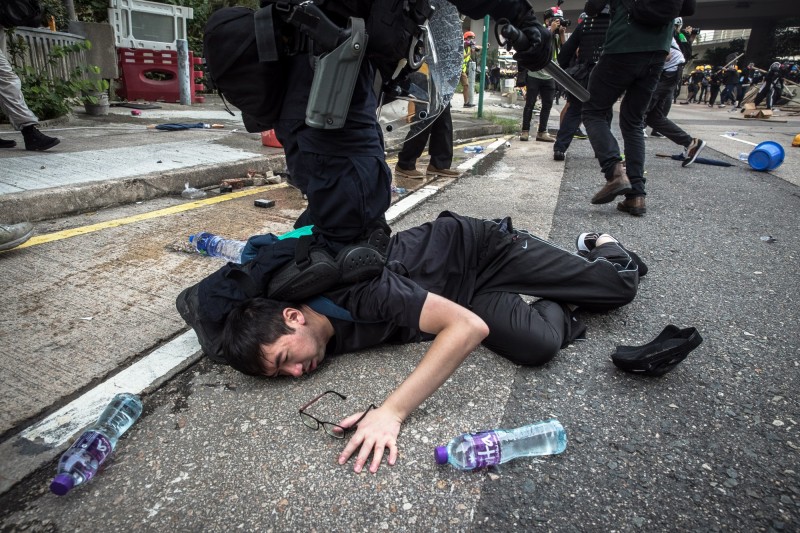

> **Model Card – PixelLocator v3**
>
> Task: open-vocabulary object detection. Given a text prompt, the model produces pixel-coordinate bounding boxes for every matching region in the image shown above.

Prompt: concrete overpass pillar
[746,19,778,69]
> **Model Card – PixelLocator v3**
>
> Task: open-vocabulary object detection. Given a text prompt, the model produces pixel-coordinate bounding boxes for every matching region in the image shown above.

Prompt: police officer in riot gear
[179,0,553,363]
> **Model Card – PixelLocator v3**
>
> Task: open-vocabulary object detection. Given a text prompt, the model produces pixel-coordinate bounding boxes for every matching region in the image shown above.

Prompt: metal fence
[3,27,88,79]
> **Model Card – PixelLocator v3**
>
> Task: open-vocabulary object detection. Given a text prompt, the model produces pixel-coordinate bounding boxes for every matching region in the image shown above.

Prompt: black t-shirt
[322,212,482,355]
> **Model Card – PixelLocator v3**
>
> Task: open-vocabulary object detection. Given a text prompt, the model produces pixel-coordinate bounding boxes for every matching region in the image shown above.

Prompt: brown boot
[426,165,461,177]
[394,164,425,179]
[591,162,632,204]
[617,196,647,216]
[519,130,529,141]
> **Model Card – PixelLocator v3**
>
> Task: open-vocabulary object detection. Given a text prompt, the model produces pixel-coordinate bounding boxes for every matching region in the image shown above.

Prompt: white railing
[3,27,88,80]
[694,29,752,45]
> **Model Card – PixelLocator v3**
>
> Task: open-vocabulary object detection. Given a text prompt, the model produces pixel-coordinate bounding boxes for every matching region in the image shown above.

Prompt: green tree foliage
[3,33,107,121]
[700,38,746,68]
[772,20,800,60]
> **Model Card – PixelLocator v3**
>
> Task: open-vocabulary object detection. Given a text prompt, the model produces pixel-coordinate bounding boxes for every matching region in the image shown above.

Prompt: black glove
[510,10,552,72]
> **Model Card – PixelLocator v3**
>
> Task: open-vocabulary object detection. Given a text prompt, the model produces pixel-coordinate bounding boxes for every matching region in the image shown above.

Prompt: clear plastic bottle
[189,232,246,263]
[463,146,485,154]
[50,393,143,495]
[435,419,567,470]
[738,152,750,162]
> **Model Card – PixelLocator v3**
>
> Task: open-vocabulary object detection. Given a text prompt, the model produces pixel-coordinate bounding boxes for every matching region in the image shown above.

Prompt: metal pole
[477,15,489,118]
[177,39,191,106]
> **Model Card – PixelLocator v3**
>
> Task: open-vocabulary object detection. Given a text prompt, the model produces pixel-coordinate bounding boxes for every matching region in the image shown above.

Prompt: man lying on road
[215,212,646,473]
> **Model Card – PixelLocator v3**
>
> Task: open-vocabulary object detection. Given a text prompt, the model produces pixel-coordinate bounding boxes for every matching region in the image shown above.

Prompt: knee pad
[266,244,387,301]
[266,249,341,301]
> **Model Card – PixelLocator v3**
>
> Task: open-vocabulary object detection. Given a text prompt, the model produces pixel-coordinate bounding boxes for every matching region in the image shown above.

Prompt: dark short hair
[222,298,296,376]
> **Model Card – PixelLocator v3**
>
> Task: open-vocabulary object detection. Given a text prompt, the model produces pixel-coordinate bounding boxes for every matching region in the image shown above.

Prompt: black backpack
[620,0,695,27]
[0,0,43,28]
[203,6,288,133]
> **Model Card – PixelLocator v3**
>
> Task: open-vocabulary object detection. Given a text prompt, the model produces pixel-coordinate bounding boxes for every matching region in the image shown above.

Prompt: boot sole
[617,202,647,216]
[591,185,633,205]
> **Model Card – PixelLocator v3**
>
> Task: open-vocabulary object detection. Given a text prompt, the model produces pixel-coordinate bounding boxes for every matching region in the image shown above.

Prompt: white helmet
[674,17,683,27]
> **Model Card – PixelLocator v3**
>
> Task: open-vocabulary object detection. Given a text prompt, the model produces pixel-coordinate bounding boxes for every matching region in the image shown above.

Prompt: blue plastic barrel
[747,141,785,171]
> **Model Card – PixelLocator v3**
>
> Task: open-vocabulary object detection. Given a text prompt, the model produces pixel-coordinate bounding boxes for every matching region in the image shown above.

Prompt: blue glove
[241,233,279,264]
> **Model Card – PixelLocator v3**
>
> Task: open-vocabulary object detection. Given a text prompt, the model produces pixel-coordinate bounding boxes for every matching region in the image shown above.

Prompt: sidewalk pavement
[0,93,514,224]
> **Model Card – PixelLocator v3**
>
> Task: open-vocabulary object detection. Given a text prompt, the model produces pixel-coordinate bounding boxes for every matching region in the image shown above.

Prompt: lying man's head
[222,298,331,378]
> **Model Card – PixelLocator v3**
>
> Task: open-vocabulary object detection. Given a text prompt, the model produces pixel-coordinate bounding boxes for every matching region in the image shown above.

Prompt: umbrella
[656,153,733,167]
[147,123,225,131]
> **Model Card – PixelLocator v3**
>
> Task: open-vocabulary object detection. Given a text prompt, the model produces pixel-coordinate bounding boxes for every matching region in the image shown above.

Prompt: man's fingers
[387,442,398,466]
[369,444,386,473]
[338,433,363,465]
[353,439,375,473]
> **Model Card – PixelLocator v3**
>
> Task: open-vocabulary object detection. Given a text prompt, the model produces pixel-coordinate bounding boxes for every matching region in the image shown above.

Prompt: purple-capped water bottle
[189,232,246,263]
[434,419,566,470]
[50,393,143,495]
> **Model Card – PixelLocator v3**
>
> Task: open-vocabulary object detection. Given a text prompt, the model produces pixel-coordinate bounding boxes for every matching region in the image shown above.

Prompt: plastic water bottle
[738,152,750,162]
[463,146,484,154]
[50,393,143,495]
[189,232,246,263]
[434,419,567,471]
[391,185,408,196]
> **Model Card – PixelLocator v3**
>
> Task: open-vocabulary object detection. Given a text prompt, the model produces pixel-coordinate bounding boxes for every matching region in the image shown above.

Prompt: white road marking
[720,134,758,146]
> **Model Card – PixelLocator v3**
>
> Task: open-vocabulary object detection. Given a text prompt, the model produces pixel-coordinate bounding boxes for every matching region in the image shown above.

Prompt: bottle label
[74,431,113,464]
[466,431,501,468]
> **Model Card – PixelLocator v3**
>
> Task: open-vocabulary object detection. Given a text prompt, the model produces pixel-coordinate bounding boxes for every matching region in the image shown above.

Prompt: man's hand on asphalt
[337,406,402,473]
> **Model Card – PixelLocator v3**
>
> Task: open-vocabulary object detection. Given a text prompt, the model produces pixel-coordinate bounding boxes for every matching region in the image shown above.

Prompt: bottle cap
[188,234,195,243]
[50,473,75,495]
[434,446,448,464]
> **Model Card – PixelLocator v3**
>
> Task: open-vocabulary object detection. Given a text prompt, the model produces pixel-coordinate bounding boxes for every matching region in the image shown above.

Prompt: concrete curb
[1,123,503,224]
[0,155,286,223]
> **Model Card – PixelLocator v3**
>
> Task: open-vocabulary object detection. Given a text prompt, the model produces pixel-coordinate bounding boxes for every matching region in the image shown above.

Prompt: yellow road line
[8,184,287,251]
[8,140,500,252]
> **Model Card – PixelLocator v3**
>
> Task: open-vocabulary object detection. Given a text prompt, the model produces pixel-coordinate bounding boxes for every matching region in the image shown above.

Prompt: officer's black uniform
[182,0,554,362]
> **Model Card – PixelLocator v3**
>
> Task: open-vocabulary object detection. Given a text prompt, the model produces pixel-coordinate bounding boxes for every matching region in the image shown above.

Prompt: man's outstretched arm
[336,292,489,473]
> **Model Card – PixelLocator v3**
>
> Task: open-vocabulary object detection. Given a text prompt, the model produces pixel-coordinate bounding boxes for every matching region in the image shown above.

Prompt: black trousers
[708,85,720,106]
[553,96,583,153]
[583,51,665,197]
[397,104,453,170]
[522,76,555,132]
[554,94,612,153]
[645,71,692,148]
[469,219,640,366]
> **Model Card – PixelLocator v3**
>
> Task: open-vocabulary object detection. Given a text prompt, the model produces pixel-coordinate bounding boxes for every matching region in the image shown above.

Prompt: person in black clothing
[720,65,739,106]
[581,0,695,217]
[697,68,710,104]
[753,62,784,109]
[707,67,723,107]
[643,37,706,166]
[222,212,644,473]
[394,100,460,179]
[552,6,611,161]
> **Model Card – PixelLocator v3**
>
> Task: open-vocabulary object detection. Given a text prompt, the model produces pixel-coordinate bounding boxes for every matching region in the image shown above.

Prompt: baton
[541,61,590,102]
[498,22,590,103]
